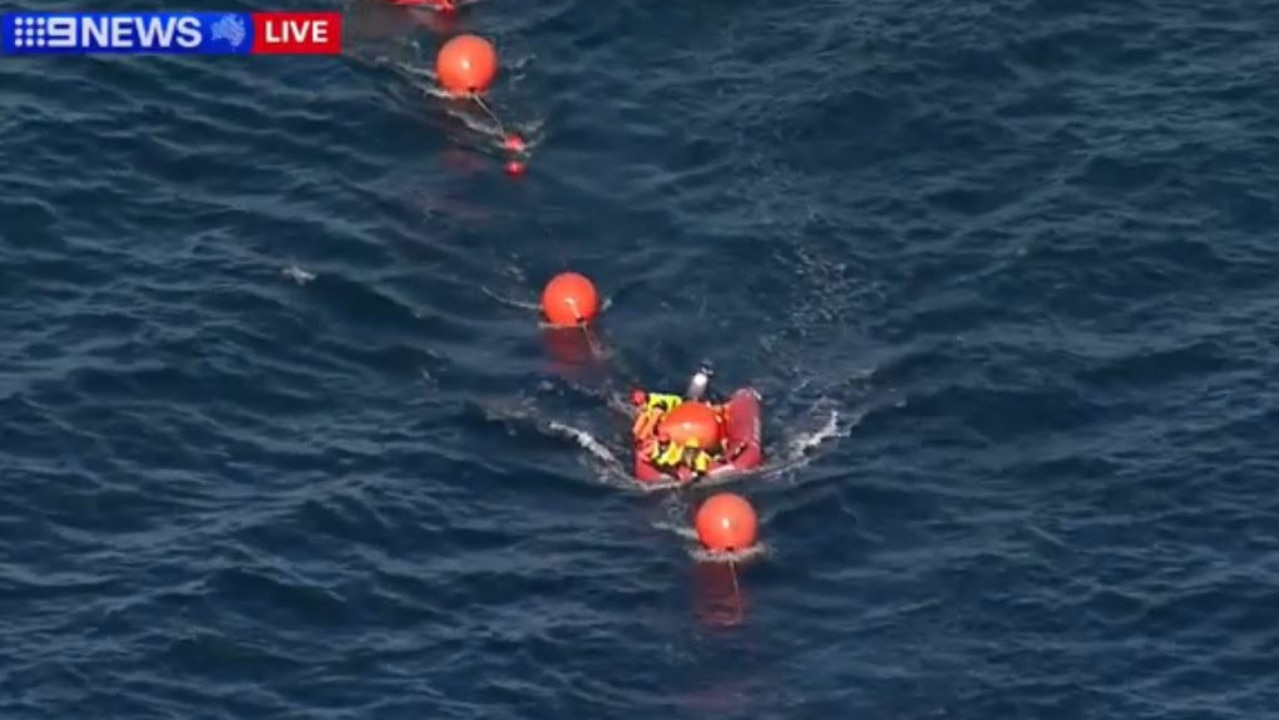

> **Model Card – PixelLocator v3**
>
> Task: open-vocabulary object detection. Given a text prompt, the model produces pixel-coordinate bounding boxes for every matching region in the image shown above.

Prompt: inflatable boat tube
[634,388,763,484]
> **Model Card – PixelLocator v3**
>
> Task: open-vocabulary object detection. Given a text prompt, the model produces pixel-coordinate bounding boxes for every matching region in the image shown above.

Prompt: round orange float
[540,272,599,325]
[658,402,723,450]
[695,493,758,552]
[436,35,498,94]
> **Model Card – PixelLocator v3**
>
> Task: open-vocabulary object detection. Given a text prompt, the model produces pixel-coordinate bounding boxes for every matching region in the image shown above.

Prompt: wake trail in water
[393,62,545,153]
[480,285,540,311]
[481,284,616,317]
[523,400,852,492]
[546,419,620,466]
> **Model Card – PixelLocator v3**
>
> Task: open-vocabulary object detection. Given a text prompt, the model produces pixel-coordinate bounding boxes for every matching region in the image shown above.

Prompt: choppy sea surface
[3,0,1278,717]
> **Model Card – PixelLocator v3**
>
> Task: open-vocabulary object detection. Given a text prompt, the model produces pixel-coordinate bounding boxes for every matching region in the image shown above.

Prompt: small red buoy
[505,160,526,176]
[503,134,526,153]
[436,35,498,94]
[541,272,599,325]
[695,493,758,553]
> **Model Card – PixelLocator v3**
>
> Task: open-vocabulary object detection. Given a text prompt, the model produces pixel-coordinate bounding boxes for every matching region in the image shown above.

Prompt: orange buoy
[695,493,758,552]
[658,401,723,449]
[541,272,599,325]
[436,35,498,94]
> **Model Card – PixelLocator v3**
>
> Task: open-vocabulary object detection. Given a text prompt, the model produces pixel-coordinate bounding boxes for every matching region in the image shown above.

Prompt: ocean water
[2,0,1278,718]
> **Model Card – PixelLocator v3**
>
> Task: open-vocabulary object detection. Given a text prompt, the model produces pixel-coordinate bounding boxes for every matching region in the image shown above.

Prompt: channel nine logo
[1,11,342,55]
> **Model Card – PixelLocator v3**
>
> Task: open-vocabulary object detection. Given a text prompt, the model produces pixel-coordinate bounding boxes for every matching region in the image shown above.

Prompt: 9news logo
[2,12,339,55]
[11,15,52,48]
[4,13,206,52]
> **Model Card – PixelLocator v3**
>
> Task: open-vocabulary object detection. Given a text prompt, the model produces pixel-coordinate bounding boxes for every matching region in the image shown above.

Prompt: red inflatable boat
[633,388,763,484]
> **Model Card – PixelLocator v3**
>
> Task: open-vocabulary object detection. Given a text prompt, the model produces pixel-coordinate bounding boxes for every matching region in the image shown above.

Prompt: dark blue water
[3,0,1278,717]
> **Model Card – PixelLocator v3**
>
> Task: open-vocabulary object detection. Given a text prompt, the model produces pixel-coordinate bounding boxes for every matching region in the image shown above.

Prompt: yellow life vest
[650,437,714,475]
[645,393,682,412]
[632,393,682,440]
